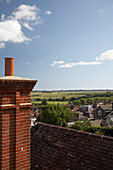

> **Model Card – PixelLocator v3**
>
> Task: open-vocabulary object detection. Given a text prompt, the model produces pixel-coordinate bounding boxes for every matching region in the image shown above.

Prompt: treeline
[71,96,113,105]
[31,92,113,105]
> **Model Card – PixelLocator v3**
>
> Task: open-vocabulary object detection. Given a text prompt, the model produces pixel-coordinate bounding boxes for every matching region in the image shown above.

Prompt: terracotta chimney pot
[5,57,14,76]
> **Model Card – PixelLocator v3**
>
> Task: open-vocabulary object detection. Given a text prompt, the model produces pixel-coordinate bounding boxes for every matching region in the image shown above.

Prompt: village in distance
[30,90,113,137]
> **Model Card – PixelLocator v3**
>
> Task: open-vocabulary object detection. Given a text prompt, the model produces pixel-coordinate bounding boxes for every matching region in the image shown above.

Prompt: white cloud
[0,20,30,43]
[59,61,102,68]
[1,14,5,21]
[96,49,113,61]
[11,4,39,21]
[45,10,52,15]
[99,9,104,15]
[0,4,42,48]
[51,60,65,66]
[0,42,5,49]
[33,35,40,39]
[51,60,102,68]
[23,22,33,31]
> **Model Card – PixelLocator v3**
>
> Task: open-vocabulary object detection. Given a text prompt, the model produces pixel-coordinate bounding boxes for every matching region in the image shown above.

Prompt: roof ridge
[37,122,113,141]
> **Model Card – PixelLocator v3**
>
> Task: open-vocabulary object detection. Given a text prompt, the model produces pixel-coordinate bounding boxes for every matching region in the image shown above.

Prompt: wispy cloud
[10,4,39,21]
[0,42,5,49]
[0,4,42,49]
[51,60,65,66]
[23,22,34,31]
[99,9,105,15]
[51,60,102,68]
[1,14,5,21]
[33,35,40,39]
[96,49,113,61]
[45,10,52,15]
[59,61,102,68]
[51,48,113,68]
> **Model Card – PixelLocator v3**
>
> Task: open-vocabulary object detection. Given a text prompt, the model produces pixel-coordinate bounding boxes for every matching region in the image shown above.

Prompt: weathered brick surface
[31,122,113,170]
[0,79,37,170]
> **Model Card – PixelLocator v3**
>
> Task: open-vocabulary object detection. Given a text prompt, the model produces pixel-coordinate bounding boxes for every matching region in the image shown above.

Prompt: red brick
[0,79,37,169]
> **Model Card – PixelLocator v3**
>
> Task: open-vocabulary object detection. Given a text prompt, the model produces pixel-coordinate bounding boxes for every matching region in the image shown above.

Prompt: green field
[31,90,113,105]
[31,90,112,100]
[32,101,68,105]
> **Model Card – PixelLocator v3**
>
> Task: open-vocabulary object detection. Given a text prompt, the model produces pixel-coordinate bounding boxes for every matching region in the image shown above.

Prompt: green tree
[80,99,87,105]
[71,119,91,131]
[73,100,80,105]
[94,97,99,103]
[87,98,94,104]
[36,104,74,127]
[108,98,111,104]
[62,96,66,101]
[41,99,47,105]
[102,97,108,104]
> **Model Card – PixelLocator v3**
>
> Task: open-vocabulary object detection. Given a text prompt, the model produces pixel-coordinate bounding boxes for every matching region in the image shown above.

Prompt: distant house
[105,111,113,126]
[77,105,93,112]
[94,104,113,120]
[65,104,75,110]
[76,105,93,118]
[74,111,86,120]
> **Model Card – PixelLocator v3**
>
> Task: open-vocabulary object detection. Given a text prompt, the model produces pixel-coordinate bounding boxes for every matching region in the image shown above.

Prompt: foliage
[62,96,67,101]
[41,99,47,105]
[71,124,113,137]
[31,91,113,106]
[87,98,94,104]
[80,98,87,105]
[71,119,91,131]
[36,104,74,127]
[73,100,80,105]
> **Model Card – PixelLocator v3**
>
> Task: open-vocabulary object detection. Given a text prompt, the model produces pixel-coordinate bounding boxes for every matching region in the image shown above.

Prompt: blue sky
[0,0,113,90]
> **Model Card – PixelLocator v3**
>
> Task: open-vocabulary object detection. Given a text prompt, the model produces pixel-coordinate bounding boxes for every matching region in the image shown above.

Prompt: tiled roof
[31,122,113,170]
[99,105,112,111]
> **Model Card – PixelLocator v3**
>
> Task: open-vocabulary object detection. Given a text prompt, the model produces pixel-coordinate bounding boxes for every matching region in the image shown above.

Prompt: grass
[31,90,112,100]
[31,90,113,105]
[31,91,91,100]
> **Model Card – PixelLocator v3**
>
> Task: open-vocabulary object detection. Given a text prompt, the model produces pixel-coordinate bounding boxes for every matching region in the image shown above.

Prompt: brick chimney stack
[5,57,14,76]
[0,57,37,169]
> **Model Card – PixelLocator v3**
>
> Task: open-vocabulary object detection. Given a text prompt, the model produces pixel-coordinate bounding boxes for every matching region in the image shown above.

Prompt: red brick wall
[0,79,37,170]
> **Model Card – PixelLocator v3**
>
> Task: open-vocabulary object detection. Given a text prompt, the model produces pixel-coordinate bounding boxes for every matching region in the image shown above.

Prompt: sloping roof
[105,111,113,118]
[31,122,113,170]
[99,104,112,111]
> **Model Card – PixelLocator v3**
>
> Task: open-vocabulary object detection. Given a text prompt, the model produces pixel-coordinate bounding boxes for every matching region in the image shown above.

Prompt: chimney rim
[5,57,14,59]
